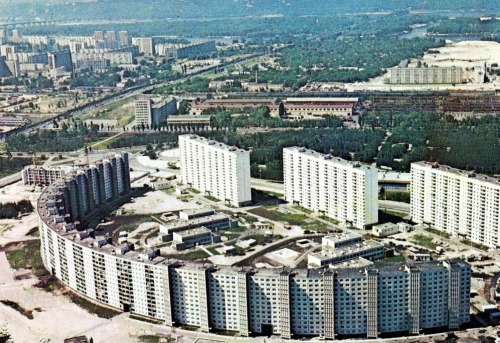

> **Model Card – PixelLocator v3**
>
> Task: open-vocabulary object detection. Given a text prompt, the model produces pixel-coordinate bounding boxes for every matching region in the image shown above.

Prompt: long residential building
[411,161,500,248]
[22,165,73,186]
[36,158,471,340]
[179,135,251,207]
[283,147,378,229]
[390,67,463,84]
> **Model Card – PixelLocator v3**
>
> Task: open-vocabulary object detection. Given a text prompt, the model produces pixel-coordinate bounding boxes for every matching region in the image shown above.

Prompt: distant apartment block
[48,50,73,72]
[22,165,73,186]
[411,162,500,248]
[390,67,463,84]
[72,49,136,66]
[156,41,215,59]
[131,37,154,55]
[283,147,378,229]
[118,31,129,46]
[134,97,177,127]
[179,135,252,207]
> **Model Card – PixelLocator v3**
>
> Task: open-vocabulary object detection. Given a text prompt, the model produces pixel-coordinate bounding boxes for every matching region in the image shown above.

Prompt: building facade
[179,135,252,207]
[22,165,72,186]
[390,67,463,84]
[283,97,358,119]
[131,37,154,55]
[134,97,177,127]
[283,147,378,229]
[411,162,500,248]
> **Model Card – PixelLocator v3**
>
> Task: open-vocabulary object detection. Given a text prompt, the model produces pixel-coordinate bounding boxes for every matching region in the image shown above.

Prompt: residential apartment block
[36,157,471,340]
[179,135,252,207]
[131,37,154,55]
[411,162,500,248]
[283,147,378,228]
[134,97,177,127]
[21,165,72,186]
[390,67,463,84]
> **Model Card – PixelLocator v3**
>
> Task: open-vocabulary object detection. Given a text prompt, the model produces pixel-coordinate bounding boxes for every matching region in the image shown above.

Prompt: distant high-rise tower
[118,31,129,46]
[48,50,73,72]
[93,30,104,41]
[106,31,117,42]
[131,37,154,55]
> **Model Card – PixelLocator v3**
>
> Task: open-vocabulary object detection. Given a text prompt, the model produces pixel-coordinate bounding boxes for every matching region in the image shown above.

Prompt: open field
[78,96,135,128]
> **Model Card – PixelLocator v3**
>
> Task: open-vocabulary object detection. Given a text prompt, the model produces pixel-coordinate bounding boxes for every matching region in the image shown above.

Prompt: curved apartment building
[37,154,471,340]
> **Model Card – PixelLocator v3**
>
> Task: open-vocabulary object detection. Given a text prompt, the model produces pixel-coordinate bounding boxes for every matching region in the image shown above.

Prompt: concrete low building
[172,226,220,250]
[308,239,385,268]
[372,222,400,237]
[159,213,232,242]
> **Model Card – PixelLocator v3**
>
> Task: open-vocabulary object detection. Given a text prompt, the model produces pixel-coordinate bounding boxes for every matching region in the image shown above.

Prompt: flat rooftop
[284,146,374,171]
[324,232,362,244]
[285,97,358,103]
[180,134,249,154]
[174,226,211,237]
[310,240,384,261]
[413,161,500,186]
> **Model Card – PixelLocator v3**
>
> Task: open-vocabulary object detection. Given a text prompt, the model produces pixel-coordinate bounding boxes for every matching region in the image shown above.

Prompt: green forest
[0,200,34,219]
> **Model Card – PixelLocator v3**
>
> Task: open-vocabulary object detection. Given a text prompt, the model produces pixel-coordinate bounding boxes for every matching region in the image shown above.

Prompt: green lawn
[247,207,308,225]
[79,97,135,127]
[302,220,331,232]
[318,215,340,224]
[204,195,220,202]
[167,250,210,260]
[409,234,437,250]
[90,133,124,150]
[375,255,406,265]
[244,234,282,246]
[186,187,200,194]
[460,239,489,251]
[423,227,451,239]
[6,242,47,277]
[293,206,314,214]
[0,157,33,178]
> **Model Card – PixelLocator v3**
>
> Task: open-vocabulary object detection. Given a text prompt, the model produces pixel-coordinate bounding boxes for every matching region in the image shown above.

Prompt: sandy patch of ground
[159,148,180,159]
[136,156,171,170]
[121,190,197,215]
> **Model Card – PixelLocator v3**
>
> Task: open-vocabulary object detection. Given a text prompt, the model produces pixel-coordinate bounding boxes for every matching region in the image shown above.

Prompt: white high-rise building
[131,37,154,55]
[283,147,378,229]
[411,162,500,247]
[179,135,252,207]
[134,97,177,127]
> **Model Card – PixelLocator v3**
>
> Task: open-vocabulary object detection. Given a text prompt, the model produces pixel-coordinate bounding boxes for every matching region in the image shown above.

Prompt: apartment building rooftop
[182,134,249,154]
[285,146,373,170]
[414,161,500,185]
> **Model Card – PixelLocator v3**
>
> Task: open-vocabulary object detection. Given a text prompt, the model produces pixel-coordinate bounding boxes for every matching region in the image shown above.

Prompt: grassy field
[6,241,47,277]
[66,292,120,319]
[460,239,489,251]
[167,250,210,260]
[0,157,33,178]
[375,255,406,265]
[423,227,451,239]
[302,220,331,232]
[409,234,437,250]
[186,187,200,194]
[293,206,314,214]
[204,195,220,202]
[317,215,340,225]
[79,97,135,127]
[247,207,308,225]
[90,133,124,150]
